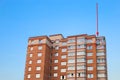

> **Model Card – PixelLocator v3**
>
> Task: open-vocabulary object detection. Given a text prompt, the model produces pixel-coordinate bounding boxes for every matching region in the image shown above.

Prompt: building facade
[24,34,107,80]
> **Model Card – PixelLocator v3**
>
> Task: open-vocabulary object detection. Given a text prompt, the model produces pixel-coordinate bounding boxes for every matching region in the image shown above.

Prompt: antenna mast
[96,3,99,36]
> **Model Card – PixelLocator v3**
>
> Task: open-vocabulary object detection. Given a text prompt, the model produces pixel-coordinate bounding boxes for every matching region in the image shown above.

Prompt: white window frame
[36,74,40,78]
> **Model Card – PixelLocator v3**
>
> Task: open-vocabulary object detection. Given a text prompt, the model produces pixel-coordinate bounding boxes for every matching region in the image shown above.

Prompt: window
[87,53,93,56]
[87,67,93,71]
[97,52,104,56]
[87,59,93,63]
[36,74,40,78]
[68,59,75,63]
[31,40,35,44]
[39,40,42,43]
[68,39,75,43]
[60,75,66,79]
[29,60,32,64]
[68,66,75,70]
[36,67,41,70]
[61,62,66,65]
[77,38,85,43]
[62,48,67,52]
[87,39,92,43]
[61,55,66,59]
[38,46,42,50]
[67,73,74,77]
[28,67,32,71]
[62,42,67,46]
[38,53,42,57]
[77,58,86,62]
[54,53,58,56]
[54,66,58,70]
[77,65,86,70]
[68,52,75,56]
[54,60,58,63]
[77,51,85,55]
[77,72,86,77]
[97,65,106,70]
[88,74,93,78]
[54,73,58,77]
[77,44,85,49]
[27,74,31,78]
[61,69,66,72]
[55,46,59,50]
[37,60,41,63]
[87,46,92,50]
[30,47,33,51]
[97,58,105,63]
[68,45,75,49]
[98,73,106,77]
[55,40,59,43]
[29,54,33,57]
[97,45,104,49]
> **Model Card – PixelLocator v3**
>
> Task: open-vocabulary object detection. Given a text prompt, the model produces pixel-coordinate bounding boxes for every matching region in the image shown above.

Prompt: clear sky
[0,0,120,80]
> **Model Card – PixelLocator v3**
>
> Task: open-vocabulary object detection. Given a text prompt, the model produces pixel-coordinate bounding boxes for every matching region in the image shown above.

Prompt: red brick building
[24,34,107,80]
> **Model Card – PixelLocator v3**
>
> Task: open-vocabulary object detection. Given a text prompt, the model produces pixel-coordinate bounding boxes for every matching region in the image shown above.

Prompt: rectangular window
[30,47,33,51]
[28,67,32,71]
[98,73,106,77]
[27,74,31,78]
[61,62,66,65]
[77,51,85,55]
[36,74,40,78]
[54,53,58,56]
[37,60,41,63]
[97,45,104,49]
[62,42,67,46]
[61,69,66,72]
[68,52,75,56]
[67,73,75,78]
[87,39,93,43]
[97,52,104,56]
[39,40,43,44]
[29,60,32,64]
[68,39,75,43]
[60,75,66,79]
[54,66,58,70]
[87,59,93,63]
[38,46,42,50]
[62,48,67,52]
[87,46,92,50]
[36,67,41,70]
[77,72,86,77]
[55,40,59,44]
[61,55,66,59]
[77,44,85,49]
[54,60,58,63]
[77,38,85,43]
[55,46,59,50]
[97,65,106,70]
[87,67,93,71]
[88,74,93,78]
[68,66,75,70]
[68,45,75,49]
[54,73,58,77]
[68,59,75,63]
[77,65,86,70]
[29,54,33,57]
[87,53,93,56]
[97,58,105,63]
[77,58,86,62]
[38,53,42,57]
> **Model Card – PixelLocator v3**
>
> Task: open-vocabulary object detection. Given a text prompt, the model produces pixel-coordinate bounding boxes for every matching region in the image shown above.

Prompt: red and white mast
[96,3,99,36]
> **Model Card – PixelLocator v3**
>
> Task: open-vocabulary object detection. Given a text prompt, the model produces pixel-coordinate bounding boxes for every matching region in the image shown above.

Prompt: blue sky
[0,0,120,80]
